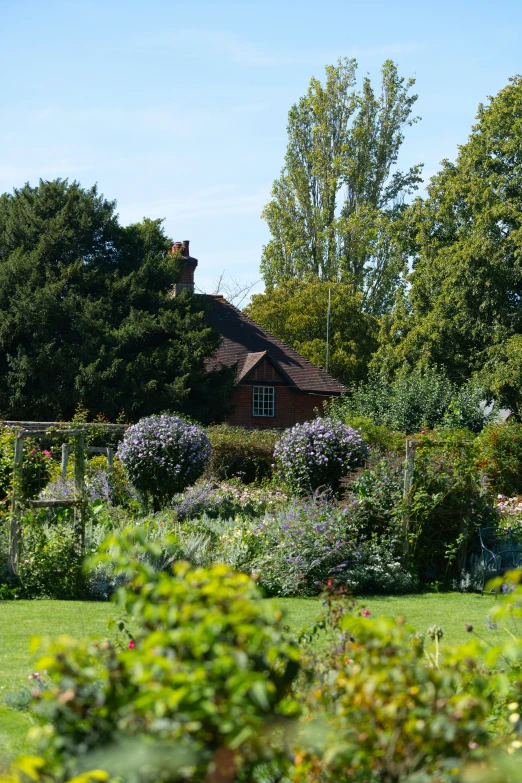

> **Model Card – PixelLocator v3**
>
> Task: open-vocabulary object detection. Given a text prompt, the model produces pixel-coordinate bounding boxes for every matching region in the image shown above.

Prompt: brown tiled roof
[204,295,346,395]
[236,351,267,382]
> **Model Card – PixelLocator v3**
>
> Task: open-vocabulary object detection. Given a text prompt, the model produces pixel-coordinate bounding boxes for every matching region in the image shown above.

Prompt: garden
[2,397,522,781]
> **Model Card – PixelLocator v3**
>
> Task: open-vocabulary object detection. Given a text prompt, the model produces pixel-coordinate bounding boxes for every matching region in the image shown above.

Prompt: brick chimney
[171,239,198,295]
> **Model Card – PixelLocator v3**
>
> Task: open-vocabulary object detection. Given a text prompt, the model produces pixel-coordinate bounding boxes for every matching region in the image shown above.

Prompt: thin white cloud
[122,29,421,68]
[117,184,271,225]
[1,101,271,143]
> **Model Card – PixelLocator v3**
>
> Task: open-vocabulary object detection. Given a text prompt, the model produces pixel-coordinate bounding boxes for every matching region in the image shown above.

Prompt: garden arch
[2,420,127,576]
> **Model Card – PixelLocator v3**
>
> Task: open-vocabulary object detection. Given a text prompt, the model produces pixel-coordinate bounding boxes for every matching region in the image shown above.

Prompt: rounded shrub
[274,417,368,493]
[117,414,211,508]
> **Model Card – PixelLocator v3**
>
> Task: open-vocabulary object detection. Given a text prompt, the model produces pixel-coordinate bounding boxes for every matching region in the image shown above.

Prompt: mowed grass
[277,592,497,647]
[0,601,114,763]
[0,592,499,766]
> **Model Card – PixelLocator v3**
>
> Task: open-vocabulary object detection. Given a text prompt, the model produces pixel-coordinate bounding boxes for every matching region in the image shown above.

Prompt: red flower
[128,640,135,649]
[361,608,371,617]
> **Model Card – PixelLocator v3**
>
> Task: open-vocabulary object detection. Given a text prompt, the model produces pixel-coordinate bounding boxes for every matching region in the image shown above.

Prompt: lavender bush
[274,417,368,493]
[248,497,357,595]
[117,415,211,508]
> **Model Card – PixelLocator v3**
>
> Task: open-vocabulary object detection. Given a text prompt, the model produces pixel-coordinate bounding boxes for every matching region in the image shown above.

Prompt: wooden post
[402,439,416,556]
[8,430,24,576]
[107,447,114,475]
[74,433,86,558]
[61,443,69,477]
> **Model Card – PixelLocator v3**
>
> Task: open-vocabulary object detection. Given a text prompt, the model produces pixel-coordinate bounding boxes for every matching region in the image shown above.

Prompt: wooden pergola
[1,421,127,576]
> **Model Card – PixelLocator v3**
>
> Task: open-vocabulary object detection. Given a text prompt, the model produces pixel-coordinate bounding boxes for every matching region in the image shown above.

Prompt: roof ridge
[207,294,343,386]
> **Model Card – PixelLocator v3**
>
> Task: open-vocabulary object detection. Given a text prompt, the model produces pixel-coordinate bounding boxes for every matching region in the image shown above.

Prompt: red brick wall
[225,384,330,429]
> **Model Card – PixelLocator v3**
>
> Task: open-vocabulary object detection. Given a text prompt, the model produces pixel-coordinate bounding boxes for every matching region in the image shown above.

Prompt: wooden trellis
[2,420,127,577]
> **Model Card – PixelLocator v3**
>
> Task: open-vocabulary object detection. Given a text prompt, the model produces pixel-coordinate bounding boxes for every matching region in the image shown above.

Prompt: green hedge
[205,424,279,483]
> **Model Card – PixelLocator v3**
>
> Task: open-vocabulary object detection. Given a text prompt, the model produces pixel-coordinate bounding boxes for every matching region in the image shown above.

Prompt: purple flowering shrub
[249,496,359,595]
[117,415,211,507]
[247,497,417,596]
[274,417,368,493]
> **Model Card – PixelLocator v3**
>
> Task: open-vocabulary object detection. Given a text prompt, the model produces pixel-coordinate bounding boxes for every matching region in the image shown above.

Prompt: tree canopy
[245,280,379,386]
[260,58,422,316]
[376,76,522,388]
[0,179,234,422]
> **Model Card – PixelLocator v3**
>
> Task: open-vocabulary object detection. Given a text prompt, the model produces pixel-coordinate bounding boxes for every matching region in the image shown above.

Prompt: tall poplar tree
[260,58,422,316]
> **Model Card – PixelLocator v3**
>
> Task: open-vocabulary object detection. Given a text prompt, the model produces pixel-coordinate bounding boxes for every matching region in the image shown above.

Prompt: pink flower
[42,450,52,458]
[128,640,135,649]
[361,608,371,617]
[469,741,478,749]
[420,430,426,435]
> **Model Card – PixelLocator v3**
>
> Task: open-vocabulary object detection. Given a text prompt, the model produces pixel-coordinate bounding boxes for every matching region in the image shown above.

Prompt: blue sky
[1,0,521,296]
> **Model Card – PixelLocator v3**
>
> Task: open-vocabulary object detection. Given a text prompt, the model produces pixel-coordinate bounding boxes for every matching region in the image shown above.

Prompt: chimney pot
[172,239,198,296]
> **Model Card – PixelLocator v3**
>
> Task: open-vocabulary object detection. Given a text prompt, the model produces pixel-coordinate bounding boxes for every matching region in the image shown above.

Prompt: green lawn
[0,593,499,766]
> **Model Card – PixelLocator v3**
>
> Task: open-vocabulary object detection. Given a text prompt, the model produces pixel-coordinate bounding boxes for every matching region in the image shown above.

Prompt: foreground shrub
[20,568,522,783]
[294,594,506,783]
[117,415,211,508]
[206,425,278,483]
[31,535,300,782]
[274,417,368,493]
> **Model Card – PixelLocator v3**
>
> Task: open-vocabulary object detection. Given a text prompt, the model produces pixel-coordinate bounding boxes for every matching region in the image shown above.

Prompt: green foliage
[406,431,496,585]
[349,453,405,535]
[261,58,422,316]
[0,756,108,783]
[0,429,52,512]
[205,425,279,483]
[337,366,491,434]
[17,509,81,599]
[480,334,522,419]
[245,281,378,385]
[0,179,234,423]
[476,420,522,497]
[293,590,518,783]
[377,76,522,383]
[326,412,404,452]
[31,535,301,781]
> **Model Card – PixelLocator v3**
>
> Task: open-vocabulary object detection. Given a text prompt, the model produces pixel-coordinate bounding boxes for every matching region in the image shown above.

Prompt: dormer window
[253,386,275,417]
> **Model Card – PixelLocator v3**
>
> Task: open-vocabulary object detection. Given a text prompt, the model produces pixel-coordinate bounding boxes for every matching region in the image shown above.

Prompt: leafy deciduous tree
[376,76,522,384]
[245,280,379,385]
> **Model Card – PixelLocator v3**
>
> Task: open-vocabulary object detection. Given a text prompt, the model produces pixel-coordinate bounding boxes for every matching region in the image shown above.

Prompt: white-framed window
[253,385,275,417]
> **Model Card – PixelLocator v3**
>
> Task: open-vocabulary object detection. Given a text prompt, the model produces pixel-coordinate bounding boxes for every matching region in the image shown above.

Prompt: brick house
[173,241,346,428]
